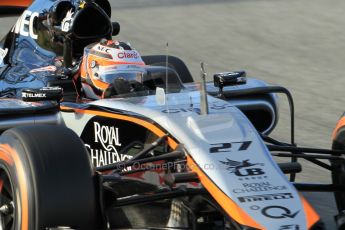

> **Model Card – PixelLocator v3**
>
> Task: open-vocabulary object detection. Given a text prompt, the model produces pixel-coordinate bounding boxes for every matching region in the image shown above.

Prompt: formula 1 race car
[0,0,344,230]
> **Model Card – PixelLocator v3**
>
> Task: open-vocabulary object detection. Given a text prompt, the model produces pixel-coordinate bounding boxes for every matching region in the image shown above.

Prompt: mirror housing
[214,71,247,98]
[112,22,120,36]
[21,87,63,102]
[214,71,247,88]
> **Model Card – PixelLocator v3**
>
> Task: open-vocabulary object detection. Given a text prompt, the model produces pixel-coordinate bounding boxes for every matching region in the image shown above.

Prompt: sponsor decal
[162,107,201,114]
[236,175,268,181]
[22,92,46,98]
[209,141,252,153]
[237,193,293,203]
[11,10,39,39]
[86,122,128,167]
[261,206,299,219]
[90,60,97,68]
[98,49,143,63]
[0,48,8,67]
[61,9,74,32]
[79,1,86,9]
[85,143,129,167]
[279,225,300,230]
[94,122,122,149]
[117,51,139,59]
[162,102,233,114]
[219,159,265,177]
[96,45,111,54]
[232,182,287,194]
[81,117,149,168]
[29,65,57,73]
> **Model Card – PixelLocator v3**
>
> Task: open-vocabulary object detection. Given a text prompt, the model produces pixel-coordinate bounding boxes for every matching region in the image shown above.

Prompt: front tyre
[0,166,15,229]
[331,125,345,212]
[0,125,101,230]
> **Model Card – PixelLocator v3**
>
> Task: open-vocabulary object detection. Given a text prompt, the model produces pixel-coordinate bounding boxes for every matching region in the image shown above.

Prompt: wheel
[0,125,102,230]
[310,220,325,230]
[331,125,345,212]
[141,55,194,83]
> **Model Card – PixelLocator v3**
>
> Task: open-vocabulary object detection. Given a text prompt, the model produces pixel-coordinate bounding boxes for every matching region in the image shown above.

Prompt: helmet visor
[99,71,144,84]
[97,67,145,84]
[93,65,184,98]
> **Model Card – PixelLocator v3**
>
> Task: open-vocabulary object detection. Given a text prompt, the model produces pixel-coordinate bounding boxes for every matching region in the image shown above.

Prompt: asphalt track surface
[0,0,344,228]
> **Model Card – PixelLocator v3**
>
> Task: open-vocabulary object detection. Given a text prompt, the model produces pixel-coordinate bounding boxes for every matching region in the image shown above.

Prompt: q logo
[261,206,300,219]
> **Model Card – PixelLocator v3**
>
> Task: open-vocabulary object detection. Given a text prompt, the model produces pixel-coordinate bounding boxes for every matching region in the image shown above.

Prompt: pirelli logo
[238,193,293,203]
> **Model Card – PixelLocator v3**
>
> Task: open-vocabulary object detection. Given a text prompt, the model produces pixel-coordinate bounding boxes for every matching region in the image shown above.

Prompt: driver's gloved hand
[131,81,148,92]
[113,77,132,95]
[55,57,82,79]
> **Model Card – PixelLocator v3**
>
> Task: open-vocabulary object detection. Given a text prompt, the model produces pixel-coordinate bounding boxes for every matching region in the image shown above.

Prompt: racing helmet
[80,39,146,99]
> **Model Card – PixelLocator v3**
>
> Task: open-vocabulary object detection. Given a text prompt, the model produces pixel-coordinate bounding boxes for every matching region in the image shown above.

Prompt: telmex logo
[22,92,46,98]
[11,10,39,39]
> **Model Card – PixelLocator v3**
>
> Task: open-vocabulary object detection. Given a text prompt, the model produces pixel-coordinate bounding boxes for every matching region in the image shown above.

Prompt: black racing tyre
[141,55,194,83]
[310,220,326,230]
[0,125,102,230]
[331,126,345,212]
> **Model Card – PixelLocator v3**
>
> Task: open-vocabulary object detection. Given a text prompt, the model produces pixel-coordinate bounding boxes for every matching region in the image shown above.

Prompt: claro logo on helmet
[85,122,132,167]
[117,51,139,59]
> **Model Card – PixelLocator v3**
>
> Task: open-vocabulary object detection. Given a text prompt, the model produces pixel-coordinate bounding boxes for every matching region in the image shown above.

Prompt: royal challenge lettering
[232,182,288,194]
[94,121,121,148]
[86,122,132,167]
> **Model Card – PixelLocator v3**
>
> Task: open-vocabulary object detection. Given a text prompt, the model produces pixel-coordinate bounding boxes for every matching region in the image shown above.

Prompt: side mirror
[112,22,120,36]
[21,87,63,102]
[214,71,247,97]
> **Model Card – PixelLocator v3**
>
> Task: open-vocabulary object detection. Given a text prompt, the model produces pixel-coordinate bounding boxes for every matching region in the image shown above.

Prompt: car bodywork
[0,0,32,8]
[0,0,343,229]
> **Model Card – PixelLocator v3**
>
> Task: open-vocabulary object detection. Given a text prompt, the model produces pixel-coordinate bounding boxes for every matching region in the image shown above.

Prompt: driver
[79,39,147,99]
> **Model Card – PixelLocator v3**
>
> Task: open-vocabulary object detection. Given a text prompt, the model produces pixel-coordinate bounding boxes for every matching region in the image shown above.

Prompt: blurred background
[1,0,344,228]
